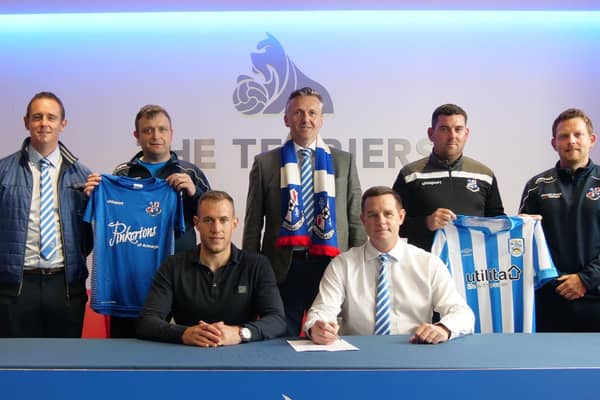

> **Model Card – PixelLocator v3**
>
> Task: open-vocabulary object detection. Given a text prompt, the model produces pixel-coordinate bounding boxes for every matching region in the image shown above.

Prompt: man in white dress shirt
[304,186,474,344]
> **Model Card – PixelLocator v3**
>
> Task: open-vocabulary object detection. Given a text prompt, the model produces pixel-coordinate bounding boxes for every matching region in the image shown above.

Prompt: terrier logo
[314,198,335,240]
[233,33,334,115]
[283,188,304,231]
[509,238,524,257]
[586,186,600,201]
[466,178,480,193]
[145,201,162,216]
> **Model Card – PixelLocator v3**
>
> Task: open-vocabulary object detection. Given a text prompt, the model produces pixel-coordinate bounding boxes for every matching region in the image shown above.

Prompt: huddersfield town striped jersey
[431,215,558,333]
[84,175,185,317]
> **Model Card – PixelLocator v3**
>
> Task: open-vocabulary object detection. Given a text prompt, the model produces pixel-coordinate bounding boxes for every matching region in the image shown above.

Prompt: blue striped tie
[299,149,314,230]
[374,253,391,335]
[39,158,57,260]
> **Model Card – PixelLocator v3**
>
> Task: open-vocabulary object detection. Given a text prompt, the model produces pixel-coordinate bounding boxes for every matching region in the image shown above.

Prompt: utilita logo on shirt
[465,265,521,290]
[108,221,158,247]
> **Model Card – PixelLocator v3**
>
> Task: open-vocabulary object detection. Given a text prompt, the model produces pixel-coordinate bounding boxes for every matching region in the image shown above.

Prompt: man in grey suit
[243,87,366,336]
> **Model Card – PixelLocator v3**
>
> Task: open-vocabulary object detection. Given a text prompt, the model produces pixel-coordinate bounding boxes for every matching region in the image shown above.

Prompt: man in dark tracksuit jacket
[520,108,600,332]
[0,92,93,337]
[85,105,210,337]
[393,104,504,251]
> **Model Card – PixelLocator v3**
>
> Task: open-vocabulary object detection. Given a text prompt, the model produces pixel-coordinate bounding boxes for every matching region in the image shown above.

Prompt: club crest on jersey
[509,238,524,257]
[282,188,304,231]
[466,179,479,193]
[145,201,162,216]
[586,187,600,201]
[314,197,335,240]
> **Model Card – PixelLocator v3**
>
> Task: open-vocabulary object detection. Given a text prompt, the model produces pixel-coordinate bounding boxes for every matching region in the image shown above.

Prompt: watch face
[240,327,252,341]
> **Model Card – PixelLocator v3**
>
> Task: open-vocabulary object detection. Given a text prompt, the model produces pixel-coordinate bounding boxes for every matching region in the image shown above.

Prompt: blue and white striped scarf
[276,136,340,257]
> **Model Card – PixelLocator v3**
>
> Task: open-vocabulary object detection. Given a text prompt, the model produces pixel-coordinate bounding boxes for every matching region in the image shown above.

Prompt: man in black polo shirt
[137,190,286,346]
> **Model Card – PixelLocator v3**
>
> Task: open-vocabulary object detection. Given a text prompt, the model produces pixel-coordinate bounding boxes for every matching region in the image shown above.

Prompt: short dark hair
[25,92,65,121]
[135,104,172,132]
[197,190,235,215]
[431,104,467,128]
[552,108,594,138]
[361,186,404,213]
[285,87,323,112]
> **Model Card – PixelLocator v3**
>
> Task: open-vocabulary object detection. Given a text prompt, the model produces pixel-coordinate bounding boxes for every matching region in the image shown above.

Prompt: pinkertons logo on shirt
[145,201,162,216]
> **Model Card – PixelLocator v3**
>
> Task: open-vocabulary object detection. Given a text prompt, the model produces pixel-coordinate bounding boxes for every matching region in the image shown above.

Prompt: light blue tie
[374,253,391,335]
[39,158,57,260]
[299,149,314,230]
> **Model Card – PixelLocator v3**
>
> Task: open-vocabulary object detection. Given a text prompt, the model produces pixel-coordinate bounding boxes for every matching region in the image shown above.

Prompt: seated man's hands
[309,320,339,345]
[409,323,450,344]
[212,321,243,346]
[182,320,242,347]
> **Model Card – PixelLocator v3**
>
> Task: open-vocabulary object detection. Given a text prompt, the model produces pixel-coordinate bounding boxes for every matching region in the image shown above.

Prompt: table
[2,334,599,399]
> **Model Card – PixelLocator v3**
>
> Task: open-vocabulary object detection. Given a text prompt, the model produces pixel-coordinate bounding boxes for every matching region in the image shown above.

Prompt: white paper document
[287,339,359,352]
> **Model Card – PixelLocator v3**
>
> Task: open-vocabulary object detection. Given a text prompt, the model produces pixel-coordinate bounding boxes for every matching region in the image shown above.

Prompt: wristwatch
[239,326,252,342]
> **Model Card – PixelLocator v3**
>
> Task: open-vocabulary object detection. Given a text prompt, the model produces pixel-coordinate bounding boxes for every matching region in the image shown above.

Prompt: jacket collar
[556,159,595,180]
[20,137,78,167]
[128,150,179,165]
[428,151,464,171]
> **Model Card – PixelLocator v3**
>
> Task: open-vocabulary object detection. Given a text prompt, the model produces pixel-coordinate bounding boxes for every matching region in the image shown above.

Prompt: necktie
[39,158,57,260]
[299,149,314,230]
[374,253,391,335]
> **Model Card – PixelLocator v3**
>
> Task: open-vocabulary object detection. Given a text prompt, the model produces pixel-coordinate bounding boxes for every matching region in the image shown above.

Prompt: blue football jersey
[431,215,558,333]
[84,175,185,317]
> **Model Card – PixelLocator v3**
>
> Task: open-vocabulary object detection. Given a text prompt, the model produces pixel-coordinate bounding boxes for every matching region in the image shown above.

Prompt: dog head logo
[233,33,334,115]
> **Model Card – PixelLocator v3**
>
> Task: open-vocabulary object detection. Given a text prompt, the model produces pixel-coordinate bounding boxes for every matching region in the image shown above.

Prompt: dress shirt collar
[364,239,405,265]
[293,141,317,153]
[28,144,61,168]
